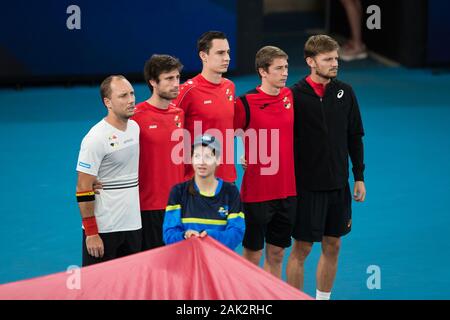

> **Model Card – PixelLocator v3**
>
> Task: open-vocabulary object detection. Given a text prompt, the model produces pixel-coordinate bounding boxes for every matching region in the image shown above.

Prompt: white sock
[316,289,331,300]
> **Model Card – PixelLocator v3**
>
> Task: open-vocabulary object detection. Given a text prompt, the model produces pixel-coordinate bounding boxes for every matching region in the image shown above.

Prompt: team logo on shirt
[174,115,181,128]
[283,96,291,109]
[218,206,229,218]
[109,134,119,147]
[337,90,344,99]
[226,88,234,102]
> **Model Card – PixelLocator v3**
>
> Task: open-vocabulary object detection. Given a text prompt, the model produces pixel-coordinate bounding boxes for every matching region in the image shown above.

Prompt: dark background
[1,0,449,86]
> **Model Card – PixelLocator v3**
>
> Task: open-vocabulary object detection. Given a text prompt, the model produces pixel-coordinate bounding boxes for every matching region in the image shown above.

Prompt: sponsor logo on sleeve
[78,161,91,169]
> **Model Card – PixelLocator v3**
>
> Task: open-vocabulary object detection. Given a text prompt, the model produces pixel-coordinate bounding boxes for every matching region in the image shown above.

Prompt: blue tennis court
[1,62,450,299]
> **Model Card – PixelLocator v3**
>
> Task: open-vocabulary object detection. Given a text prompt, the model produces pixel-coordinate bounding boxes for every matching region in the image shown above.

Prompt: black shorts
[243,197,297,251]
[141,210,165,251]
[293,183,352,242]
[82,229,142,267]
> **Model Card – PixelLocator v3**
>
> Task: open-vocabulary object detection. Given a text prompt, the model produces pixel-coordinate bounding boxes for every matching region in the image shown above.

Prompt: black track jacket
[290,77,365,191]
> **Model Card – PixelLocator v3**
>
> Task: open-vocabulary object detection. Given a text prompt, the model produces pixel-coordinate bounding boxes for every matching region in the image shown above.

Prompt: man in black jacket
[286,35,366,300]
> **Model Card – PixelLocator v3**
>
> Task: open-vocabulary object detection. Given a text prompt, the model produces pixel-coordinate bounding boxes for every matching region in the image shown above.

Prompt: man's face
[260,57,288,89]
[200,39,231,74]
[308,50,339,80]
[192,146,219,178]
[104,78,135,120]
[151,69,180,100]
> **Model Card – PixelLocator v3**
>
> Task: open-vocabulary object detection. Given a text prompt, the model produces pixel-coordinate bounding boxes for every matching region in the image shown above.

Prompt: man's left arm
[348,88,366,202]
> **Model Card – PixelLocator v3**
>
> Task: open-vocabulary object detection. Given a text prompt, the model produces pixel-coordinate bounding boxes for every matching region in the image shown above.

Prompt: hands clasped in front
[184,230,208,239]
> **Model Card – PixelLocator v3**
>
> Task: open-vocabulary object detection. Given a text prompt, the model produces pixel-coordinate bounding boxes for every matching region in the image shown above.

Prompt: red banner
[0,237,312,300]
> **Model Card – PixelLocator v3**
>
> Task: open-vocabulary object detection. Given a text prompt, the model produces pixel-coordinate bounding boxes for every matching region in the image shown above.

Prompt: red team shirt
[172,74,237,182]
[234,86,297,203]
[131,102,185,211]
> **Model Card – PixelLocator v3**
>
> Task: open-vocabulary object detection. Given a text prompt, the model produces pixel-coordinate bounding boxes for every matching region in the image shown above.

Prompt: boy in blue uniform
[163,135,245,250]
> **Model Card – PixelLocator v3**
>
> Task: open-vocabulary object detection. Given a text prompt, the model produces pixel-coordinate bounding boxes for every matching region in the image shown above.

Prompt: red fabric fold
[0,237,312,300]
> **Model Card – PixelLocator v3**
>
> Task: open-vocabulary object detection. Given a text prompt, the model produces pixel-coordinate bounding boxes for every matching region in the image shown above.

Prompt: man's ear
[103,97,111,109]
[149,79,157,89]
[306,57,315,68]
[258,67,266,79]
[199,51,208,64]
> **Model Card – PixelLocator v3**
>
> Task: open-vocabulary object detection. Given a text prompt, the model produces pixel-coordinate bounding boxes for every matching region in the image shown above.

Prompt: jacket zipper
[320,96,335,180]
[319,97,328,134]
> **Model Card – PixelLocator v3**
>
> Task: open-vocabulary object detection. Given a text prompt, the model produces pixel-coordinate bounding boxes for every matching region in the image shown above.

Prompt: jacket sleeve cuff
[353,169,365,182]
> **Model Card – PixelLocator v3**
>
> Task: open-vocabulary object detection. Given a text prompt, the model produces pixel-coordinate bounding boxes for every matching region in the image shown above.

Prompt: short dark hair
[100,75,126,105]
[197,31,227,54]
[143,54,183,91]
[255,46,288,78]
[304,35,340,59]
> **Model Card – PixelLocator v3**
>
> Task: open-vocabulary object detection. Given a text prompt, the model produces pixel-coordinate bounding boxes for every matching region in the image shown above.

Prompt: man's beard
[159,91,178,101]
[117,112,133,121]
[315,68,338,80]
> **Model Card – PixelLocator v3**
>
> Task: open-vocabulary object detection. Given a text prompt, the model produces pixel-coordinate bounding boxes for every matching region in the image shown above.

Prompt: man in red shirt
[234,46,296,279]
[131,54,185,250]
[173,31,236,182]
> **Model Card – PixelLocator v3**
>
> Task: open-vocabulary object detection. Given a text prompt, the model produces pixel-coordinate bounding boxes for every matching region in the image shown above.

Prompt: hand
[353,181,366,202]
[199,230,208,238]
[184,230,200,239]
[92,179,103,194]
[240,155,248,170]
[86,234,104,258]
